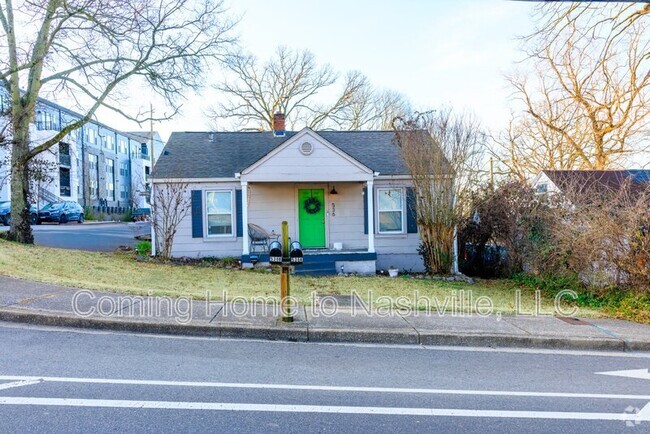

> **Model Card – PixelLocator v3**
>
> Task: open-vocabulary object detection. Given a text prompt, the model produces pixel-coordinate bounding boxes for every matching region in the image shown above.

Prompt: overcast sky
[91,0,535,141]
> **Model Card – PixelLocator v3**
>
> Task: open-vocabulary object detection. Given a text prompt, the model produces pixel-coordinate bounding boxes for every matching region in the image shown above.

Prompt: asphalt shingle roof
[543,170,650,194]
[152,130,409,179]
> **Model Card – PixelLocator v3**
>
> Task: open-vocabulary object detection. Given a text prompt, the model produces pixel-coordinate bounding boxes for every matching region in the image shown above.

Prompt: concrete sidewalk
[1,276,649,351]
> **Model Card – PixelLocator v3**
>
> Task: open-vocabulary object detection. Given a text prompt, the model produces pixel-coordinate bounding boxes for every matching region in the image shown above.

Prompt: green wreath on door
[304,196,321,214]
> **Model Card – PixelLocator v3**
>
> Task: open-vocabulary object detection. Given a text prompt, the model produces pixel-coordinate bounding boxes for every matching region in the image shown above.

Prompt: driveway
[0,222,150,252]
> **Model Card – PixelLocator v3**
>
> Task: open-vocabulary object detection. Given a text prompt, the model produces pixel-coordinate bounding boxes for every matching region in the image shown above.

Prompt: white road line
[0,380,41,391]
[0,375,648,400]
[597,369,650,381]
[0,397,648,421]
[638,402,650,420]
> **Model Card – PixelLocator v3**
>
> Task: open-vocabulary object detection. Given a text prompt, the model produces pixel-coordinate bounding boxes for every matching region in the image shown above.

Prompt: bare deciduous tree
[394,109,485,274]
[211,46,410,131]
[491,104,584,182]
[331,88,411,131]
[151,182,190,259]
[0,0,236,243]
[496,2,650,178]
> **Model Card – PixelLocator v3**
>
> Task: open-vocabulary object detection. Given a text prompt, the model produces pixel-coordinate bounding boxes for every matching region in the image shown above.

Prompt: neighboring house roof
[540,170,650,195]
[153,130,410,179]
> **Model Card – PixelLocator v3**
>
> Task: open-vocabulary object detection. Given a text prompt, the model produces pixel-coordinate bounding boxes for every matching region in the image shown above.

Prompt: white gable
[240,129,373,182]
[531,171,560,194]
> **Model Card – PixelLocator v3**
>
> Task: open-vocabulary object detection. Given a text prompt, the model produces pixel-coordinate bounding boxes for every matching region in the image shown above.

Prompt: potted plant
[388,266,399,278]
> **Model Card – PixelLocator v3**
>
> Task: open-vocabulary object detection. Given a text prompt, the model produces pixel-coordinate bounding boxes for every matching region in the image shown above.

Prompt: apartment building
[0,92,164,213]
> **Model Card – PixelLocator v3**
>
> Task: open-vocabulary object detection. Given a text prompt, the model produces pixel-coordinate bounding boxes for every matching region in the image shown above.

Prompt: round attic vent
[300,141,314,155]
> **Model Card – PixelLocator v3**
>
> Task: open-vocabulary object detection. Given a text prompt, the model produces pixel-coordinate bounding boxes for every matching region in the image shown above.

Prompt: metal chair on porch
[248,223,279,253]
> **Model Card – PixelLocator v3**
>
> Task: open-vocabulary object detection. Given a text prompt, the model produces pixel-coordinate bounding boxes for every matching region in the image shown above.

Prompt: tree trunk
[8,117,35,244]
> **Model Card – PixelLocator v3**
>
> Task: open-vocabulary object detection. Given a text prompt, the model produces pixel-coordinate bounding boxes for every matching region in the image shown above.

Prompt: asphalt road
[0,222,150,251]
[0,322,648,433]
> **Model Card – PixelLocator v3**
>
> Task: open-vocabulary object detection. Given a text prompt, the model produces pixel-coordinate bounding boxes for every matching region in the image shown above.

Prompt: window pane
[378,189,402,211]
[206,191,232,236]
[208,214,232,235]
[379,211,402,232]
[206,192,231,214]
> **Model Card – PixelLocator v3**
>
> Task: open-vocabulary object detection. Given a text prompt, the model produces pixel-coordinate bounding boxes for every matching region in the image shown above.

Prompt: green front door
[298,189,326,248]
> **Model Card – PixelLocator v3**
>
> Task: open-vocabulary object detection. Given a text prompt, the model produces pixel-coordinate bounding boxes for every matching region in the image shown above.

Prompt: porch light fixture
[329,186,338,195]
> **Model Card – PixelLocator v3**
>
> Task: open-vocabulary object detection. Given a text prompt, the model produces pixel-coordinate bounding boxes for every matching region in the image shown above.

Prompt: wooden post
[280,221,292,322]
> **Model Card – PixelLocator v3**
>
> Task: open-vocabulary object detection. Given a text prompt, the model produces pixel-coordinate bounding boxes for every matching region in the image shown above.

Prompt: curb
[1,308,648,352]
[81,221,131,225]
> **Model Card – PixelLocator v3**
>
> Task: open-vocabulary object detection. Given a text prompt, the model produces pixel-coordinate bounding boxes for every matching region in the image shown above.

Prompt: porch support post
[241,181,249,255]
[367,179,375,253]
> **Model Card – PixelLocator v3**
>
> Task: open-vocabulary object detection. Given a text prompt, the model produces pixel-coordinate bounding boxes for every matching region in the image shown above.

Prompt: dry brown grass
[0,239,603,316]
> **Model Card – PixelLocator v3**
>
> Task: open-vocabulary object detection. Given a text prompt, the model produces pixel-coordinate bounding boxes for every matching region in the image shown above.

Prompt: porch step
[294,263,337,276]
[242,251,376,276]
[294,255,337,275]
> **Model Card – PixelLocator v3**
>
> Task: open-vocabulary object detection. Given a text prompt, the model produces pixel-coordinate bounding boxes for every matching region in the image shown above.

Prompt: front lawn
[0,239,604,317]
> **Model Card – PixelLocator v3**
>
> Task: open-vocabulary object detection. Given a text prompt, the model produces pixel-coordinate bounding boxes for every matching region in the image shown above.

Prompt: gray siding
[242,130,372,183]
[169,181,243,258]
[163,178,423,271]
[373,179,424,272]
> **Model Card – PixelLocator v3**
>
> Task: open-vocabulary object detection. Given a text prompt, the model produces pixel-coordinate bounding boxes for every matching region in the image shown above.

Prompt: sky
[92,0,535,141]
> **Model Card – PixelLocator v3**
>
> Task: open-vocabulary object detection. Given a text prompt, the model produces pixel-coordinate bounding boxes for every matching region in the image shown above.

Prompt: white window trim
[376,187,406,235]
[204,189,236,238]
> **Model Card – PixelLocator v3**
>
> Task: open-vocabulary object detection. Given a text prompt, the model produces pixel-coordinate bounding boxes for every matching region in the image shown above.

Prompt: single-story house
[152,117,423,275]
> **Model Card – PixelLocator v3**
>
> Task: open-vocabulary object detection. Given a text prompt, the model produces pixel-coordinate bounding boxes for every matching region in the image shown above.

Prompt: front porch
[238,179,377,275]
[242,249,377,275]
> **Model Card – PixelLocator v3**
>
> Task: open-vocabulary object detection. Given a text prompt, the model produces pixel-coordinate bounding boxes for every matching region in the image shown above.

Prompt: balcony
[140,152,150,161]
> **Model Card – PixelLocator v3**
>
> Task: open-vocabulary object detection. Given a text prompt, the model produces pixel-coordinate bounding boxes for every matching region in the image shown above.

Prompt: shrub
[84,206,96,221]
[459,181,553,278]
[220,256,240,267]
[122,209,133,222]
[135,240,152,255]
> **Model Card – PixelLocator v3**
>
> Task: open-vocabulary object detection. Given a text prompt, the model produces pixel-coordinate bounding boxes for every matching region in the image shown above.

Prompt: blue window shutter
[363,187,368,234]
[236,190,243,237]
[191,190,203,238]
[406,187,418,234]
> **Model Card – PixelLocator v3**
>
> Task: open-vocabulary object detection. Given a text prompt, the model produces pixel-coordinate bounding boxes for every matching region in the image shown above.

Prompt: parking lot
[0,222,150,252]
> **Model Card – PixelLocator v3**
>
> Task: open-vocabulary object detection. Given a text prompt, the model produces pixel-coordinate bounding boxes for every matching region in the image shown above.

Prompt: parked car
[131,208,151,222]
[0,201,39,226]
[38,201,84,224]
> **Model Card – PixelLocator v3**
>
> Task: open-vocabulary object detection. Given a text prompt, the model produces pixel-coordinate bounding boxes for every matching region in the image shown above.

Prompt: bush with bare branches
[462,177,650,293]
[545,179,650,292]
[151,183,191,260]
[394,109,484,275]
[460,181,553,277]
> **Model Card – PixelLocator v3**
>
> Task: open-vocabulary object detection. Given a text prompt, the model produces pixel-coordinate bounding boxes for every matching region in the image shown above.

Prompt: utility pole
[150,103,155,167]
[149,102,156,257]
[489,157,495,191]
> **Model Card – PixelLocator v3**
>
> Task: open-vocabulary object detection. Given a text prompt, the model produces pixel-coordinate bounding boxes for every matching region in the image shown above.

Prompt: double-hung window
[88,154,99,198]
[377,188,404,234]
[205,191,233,236]
[87,128,96,144]
[106,159,115,201]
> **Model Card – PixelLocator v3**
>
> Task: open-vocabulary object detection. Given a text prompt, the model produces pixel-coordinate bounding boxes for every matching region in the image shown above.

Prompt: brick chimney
[273,112,285,137]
